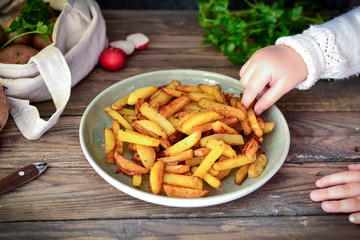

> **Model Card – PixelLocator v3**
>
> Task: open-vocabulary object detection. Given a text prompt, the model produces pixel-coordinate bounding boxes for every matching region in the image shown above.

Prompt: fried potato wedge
[104,128,115,154]
[187,92,216,102]
[105,151,115,165]
[191,166,221,189]
[150,160,165,194]
[162,87,184,97]
[176,85,202,93]
[241,136,259,160]
[256,116,266,129]
[212,154,256,171]
[110,93,130,110]
[194,147,211,157]
[198,84,224,104]
[104,107,134,130]
[205,139,237,159]
[163,173,203,190]
[140,102,176,136]
[185,156,206,166]
[248,154,268,178]
[193,142,225,178]
[158,149,194,163]
[183,102,202,111]
[235,164,251,185]
[163,184,210,198]
[247,107,263,138]
[198,98,246,121]
[166,80,181,89]
[163,131,201,156]
[217,169,232,180]
[165,165,191,174]
[133,174,142,187]
[118,108,136,116]
[118,129,161,147]
[211,120,239,135]
[176,111,223,135]
[135,120,168,140]
[199,133,244,147]
[149,90,173,109]
[136,144,156,169]
[240,119,253,136]
[159,95,191,118]
[112,120,124,155]
[127,86,158,105]
[192,117,239,133]
[159,80,183,97]
[114,151,149,175]
[262,122,275,134]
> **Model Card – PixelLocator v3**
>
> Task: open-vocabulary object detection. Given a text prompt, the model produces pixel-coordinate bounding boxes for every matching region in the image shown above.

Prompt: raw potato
[0,45,39,64]
[0,87,8,132]
[32,17,57,50]
[2,13,32,46]
[5,31,33,46]
[32,33,52,50]
[48,6,59,19]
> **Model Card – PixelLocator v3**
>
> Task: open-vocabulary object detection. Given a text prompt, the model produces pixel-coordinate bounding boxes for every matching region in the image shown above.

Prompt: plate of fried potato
[79,69,290,207]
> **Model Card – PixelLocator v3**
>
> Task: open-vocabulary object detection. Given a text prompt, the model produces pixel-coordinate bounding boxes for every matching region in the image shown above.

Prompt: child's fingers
[253,82,284,115]
[320,197,360,213]
[348,164,360,171]
[349,212,360,224]
[310,183,360,202]
[239,60,251,79]
[315,171,360,188]
[239,62,255,89]
[241,71,270,109]
[258,85,269,97]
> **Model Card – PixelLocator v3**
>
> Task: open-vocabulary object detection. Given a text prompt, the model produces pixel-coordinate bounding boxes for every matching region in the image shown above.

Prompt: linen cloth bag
[0,0,106,140]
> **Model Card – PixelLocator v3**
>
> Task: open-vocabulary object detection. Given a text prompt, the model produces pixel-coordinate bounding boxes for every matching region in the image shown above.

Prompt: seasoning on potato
[103,81,275,198]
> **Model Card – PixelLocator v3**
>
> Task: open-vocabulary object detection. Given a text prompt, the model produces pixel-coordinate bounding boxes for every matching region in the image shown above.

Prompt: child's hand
[310,164,360,224]
[239,45,308,115]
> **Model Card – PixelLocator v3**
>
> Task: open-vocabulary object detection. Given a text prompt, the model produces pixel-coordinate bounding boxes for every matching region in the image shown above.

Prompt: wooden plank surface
[0,216,358,240]
[0,10,360,239]
[0,162,342,221]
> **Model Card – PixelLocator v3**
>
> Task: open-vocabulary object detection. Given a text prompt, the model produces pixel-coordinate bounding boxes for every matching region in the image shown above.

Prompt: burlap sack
[0,0,106,139]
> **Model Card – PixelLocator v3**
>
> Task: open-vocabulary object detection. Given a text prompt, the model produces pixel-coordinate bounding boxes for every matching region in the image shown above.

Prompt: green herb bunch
[198,0,327,65]
[1,0,55,49]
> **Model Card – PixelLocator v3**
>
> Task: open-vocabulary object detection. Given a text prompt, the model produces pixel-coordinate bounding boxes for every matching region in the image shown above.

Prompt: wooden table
[1,10,360,239]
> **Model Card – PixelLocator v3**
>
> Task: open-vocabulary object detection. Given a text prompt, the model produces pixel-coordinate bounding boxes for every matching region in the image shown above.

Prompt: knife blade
[0,162,47,194]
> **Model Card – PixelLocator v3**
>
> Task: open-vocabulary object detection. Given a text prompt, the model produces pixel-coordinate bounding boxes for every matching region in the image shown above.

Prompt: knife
[0,162,47,194]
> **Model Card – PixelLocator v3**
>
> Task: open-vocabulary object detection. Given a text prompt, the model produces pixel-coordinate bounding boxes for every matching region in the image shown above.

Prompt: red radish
[126,33,149,50]
[110,40,135,55]
[99,47,126,71]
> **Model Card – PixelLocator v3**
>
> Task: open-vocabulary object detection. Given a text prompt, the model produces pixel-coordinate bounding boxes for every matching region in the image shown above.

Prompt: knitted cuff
[276,25,349,90]
[275,31,325,90]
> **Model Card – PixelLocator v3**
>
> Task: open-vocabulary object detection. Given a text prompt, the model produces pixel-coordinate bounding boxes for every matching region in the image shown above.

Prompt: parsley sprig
[198,0,327,65]
[1,0,54,49]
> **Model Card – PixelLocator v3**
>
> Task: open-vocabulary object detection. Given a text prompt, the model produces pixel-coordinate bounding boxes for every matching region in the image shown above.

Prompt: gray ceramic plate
[79,69,290,207]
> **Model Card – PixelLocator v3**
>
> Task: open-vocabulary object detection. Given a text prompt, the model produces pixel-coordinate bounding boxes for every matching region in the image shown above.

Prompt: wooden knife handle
[0,164,40,194]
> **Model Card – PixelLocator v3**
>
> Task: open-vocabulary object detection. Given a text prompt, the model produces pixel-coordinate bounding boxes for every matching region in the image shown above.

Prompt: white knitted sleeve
[275,7,360,90]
